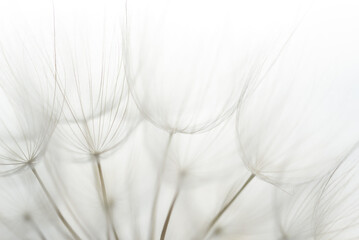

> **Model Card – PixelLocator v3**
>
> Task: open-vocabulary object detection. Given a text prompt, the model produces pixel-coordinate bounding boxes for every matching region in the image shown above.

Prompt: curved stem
[149,132,174,240]
[44,159,93,240]
[31,166,81,240]
[203,173,255,239]
[25,214,46,240]
[95,157,119,240]
[160,185,180,240]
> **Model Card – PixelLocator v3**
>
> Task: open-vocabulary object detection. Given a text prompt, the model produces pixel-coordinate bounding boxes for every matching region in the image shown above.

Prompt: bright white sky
[1,0,359,121]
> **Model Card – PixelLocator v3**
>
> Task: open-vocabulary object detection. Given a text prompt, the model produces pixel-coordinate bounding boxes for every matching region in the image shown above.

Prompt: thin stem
[160,185,180,240]
[149,132,174,240]
[24,214,46,240]
[30,166,81,240]
[203,173,255,239]
[44,159,93,240]
[95,157,119,240]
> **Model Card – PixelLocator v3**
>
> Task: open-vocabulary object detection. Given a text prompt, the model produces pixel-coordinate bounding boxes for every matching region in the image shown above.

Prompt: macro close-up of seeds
[1,0,359,239]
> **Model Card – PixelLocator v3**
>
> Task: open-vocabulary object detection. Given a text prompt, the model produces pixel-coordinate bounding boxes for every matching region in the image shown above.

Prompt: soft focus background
[1,0,359,239]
